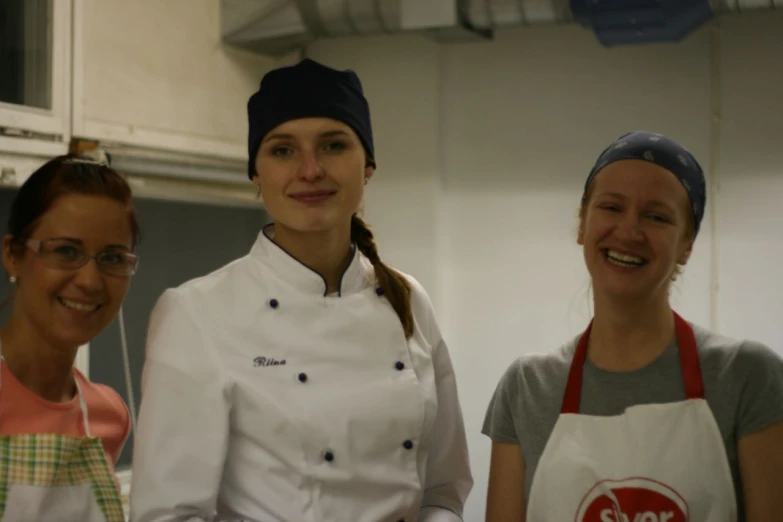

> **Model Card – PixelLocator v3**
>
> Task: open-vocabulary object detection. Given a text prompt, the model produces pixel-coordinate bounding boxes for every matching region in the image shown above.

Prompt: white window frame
[0,151,56,186]
[123,173,259,208]
[0,0,72,147]
[97,143,255,206]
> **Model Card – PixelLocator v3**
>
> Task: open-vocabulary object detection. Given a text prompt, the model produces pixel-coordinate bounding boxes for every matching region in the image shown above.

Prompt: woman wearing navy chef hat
[129,58,472,522]
[483,131,783,522]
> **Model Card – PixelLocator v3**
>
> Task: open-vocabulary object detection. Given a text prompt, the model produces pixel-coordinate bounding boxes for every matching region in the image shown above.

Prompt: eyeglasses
[23,238,139,277]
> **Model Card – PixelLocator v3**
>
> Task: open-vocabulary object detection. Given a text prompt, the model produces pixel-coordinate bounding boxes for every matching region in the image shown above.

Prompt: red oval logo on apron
[576,478,688,522]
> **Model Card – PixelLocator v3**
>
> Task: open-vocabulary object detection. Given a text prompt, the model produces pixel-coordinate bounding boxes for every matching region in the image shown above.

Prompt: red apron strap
[674,312,705,400]
[560,311,704,414]
[561,323,591,414]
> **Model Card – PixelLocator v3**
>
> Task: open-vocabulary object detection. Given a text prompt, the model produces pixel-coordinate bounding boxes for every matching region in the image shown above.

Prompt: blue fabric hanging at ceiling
[570,0,715,47]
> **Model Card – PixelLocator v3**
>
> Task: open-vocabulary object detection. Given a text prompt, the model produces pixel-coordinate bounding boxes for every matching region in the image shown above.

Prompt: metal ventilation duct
[220,0,780,56]
[461,0,779,30]
[220,0,489,56]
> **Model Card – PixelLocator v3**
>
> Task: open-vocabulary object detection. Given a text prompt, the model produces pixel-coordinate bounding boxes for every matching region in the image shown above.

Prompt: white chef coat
[129,226,473,522]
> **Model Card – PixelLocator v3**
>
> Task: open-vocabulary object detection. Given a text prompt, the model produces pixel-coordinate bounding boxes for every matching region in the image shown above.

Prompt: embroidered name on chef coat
[253,357,287,367]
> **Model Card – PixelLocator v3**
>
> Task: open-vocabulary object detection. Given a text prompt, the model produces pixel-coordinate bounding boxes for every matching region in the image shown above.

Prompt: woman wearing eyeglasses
[0,154,140,522]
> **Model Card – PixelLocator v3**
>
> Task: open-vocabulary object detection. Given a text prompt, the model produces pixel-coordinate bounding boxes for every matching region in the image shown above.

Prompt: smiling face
[2,193,135,348]
[578,159,695,303]
[252,117,374,236]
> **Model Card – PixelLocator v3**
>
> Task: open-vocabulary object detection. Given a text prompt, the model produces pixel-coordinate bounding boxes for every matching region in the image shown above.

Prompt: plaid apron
[0,350,126,522]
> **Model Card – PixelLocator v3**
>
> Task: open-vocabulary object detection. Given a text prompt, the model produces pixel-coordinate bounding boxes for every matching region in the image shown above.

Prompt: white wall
[307,10,783,521]
[716,13,783,349]
[307,36,443,301]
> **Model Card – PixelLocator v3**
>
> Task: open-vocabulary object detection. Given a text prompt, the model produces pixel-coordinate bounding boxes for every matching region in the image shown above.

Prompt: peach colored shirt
[0,362,131,471]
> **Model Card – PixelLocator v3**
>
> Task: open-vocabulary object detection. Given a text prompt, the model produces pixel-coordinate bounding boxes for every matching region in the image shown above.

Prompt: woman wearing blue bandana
[128,58,472,522]
[483,131,783,521]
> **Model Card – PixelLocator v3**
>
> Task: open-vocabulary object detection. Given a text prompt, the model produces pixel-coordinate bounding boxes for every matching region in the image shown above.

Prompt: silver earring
[256,185,261,199]
[364,178,368,185]
[9,276,16,284]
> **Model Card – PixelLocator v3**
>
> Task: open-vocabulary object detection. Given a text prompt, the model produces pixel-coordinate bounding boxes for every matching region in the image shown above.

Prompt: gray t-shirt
[482,322,783,519]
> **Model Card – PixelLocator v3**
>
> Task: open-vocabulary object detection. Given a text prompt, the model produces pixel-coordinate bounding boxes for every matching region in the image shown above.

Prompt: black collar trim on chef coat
[250,223,367,297]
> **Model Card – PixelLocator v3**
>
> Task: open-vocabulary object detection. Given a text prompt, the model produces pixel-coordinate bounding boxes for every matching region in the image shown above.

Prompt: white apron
[527,312,737,522]
[0,343,125,522]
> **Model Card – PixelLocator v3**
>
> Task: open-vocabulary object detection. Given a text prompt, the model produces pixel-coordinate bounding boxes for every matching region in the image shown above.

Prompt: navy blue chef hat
[583,131,706,235]
[246,58,375,180]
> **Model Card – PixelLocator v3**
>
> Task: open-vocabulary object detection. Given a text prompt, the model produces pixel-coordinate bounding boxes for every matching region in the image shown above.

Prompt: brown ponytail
[351,214,414,339]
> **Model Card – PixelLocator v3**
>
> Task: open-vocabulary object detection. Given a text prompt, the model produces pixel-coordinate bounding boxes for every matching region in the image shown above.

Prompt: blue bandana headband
[583,131,706,235]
